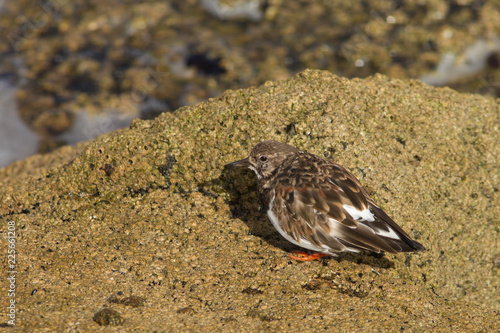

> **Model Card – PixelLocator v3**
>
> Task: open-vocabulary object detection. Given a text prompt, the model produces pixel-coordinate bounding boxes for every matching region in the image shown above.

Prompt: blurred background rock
[1,0,499,167]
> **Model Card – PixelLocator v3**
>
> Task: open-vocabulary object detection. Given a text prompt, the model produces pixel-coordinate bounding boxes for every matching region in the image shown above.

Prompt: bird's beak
[225,157,250,168]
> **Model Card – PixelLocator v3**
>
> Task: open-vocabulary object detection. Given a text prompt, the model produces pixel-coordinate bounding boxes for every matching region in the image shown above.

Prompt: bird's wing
[273,163,424,253]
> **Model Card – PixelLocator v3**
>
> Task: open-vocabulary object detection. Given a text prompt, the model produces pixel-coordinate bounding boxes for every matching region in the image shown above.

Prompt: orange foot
[288,250,330,261]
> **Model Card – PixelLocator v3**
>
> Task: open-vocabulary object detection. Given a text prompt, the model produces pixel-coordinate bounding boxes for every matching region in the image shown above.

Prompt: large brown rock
[0,70,498,331]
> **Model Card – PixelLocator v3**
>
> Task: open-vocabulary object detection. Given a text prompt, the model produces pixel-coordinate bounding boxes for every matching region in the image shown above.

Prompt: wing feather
[273,161,425,253]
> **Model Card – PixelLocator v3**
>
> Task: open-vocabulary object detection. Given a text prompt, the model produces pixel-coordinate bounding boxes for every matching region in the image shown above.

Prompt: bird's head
[226,141,300,179]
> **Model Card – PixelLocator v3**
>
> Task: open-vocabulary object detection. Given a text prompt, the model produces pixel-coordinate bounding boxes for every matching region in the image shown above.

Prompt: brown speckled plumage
[226,141,425,255]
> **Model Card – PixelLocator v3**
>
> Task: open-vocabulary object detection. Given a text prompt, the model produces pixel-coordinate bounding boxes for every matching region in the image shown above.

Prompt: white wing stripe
[373,226,401,240]
[343,205,375,222]
[342,204,402,240]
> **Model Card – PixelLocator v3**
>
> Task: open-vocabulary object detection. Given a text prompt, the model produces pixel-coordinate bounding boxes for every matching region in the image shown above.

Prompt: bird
[226,140,425,261]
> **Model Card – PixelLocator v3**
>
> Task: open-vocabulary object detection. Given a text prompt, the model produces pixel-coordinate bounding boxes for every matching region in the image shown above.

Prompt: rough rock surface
[2,0,500,152]
[0,70,499,331]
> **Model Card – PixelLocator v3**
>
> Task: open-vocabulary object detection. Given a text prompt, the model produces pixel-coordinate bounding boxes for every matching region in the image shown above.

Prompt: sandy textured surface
[2,0,500,152]
[0,70,499,331]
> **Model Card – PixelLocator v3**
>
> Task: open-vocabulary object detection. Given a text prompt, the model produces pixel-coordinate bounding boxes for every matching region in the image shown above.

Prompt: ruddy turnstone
[226,141,425,261]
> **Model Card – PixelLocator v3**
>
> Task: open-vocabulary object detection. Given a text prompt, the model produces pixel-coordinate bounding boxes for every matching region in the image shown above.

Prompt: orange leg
[288,250,330,261]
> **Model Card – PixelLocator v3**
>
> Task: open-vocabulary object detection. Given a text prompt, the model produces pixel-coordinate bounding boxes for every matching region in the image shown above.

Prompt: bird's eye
[259,156,268,162]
